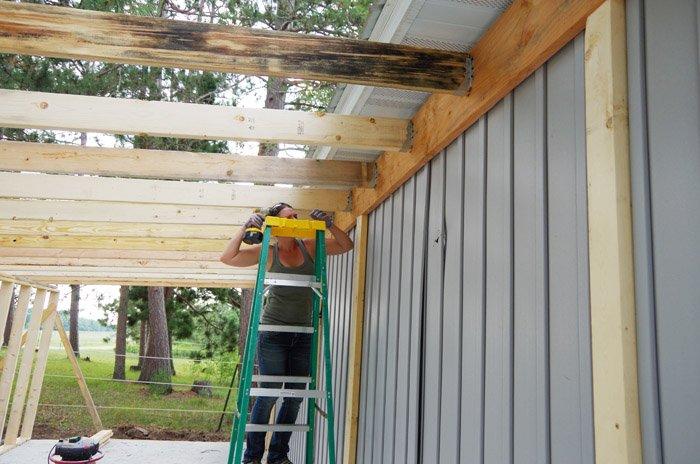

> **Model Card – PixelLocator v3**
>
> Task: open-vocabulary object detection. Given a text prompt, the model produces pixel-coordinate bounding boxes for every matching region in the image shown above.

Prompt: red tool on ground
[48,437,103,464]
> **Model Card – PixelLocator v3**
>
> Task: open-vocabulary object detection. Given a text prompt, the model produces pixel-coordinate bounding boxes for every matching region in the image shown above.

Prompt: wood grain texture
[0,172,350,211]
[584,1,642,463]
[343,215,368,464]
[0,141,368,187]
[33,276,254,288]
[0,247,222,262]
[0,2,468,94]
[0,235,227,252]
[0,257,236,270]
[0,89,409,151]
[337,0,606,230]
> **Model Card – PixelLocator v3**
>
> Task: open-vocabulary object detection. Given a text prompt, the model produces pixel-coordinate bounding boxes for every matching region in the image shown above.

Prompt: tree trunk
[2,286,16,347]
[69,284,80,357]
[137,319,148,370]
[113,285,129,380]
[257,77,288,157]
[238,288,253,356]
[138,287,172,393]
[164,287,176,375]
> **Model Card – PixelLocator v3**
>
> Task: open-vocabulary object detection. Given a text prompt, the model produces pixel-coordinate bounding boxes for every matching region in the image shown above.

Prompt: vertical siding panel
[643,1,700,462]
[372,196,393,464]
[513,69,549,464]
[360,206,382,463]
[439,136,466,464]
[546,36,594,464]
[394,177,416,464]
[422,151,446,464]
[408,166,429,464]
[357,213,376,462]
[382,187,404,464]
[460,118,487,464]
[483,94,514,464]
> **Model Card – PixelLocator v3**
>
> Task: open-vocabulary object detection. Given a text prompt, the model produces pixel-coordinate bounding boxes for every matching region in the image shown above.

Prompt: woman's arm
[220,216,263,267]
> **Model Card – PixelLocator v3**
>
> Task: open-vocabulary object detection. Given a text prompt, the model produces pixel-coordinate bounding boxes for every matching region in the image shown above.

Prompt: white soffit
[315,0,511,161]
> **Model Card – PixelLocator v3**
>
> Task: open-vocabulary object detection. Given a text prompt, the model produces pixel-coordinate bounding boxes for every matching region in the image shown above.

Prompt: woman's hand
[245,213,264,229]
[310,209,333,228]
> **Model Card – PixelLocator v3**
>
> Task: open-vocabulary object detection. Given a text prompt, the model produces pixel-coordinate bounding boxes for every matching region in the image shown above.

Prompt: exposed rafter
[0,141,369,187]
[337,0,607,230]
[0,2,469,94]
[0,90,410,151]
[0,172,350,212]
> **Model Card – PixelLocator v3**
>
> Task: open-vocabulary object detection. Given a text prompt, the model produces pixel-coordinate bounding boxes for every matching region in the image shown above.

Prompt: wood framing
[0,141,369,187]
[0,199,260,226]
[343,215,368,464]
[34,276,255,288]
[0,90,409,152]
[0,248,222,262]
[0,235,228,252]
[584,1,642,463]
[0,172,351,212]
[337,0,606,230]
[0,2,469,94]
[0,285,32,439]
[0,281,14,349]
[4,289,47,445]
[54,318,103,431]
[0,256,235,270]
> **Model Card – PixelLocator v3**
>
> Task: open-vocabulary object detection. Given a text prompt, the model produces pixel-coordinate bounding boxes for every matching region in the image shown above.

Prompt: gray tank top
[260,240,315,326]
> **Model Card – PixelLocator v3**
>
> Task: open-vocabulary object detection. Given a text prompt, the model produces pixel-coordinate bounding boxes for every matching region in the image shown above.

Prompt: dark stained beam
[0,2,470,94]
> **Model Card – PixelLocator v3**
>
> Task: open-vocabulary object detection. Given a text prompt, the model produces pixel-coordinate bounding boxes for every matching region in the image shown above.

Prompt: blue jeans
[244,331,312,463]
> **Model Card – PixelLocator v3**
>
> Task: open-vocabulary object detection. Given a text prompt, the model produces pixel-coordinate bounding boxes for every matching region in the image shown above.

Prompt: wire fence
[38,403,235,415]
[43,374,233,390]
[47,348,238,364]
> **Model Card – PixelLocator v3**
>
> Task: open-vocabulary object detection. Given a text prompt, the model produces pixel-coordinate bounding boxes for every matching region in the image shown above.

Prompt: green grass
[10,332,240,440]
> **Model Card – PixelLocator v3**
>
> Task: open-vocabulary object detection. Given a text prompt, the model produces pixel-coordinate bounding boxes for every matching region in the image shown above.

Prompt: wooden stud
[0,257,237,270]
[343,215,368,464]
[0,285,32,439]
[0,437,29,455]
[585,1,642,463]
[0,272,57,293]
[20,295,58,440]
[54,317,103,431]
[4,289,48,445]
[0,2,469,94]
[0,235,228,252]
[90,429,113,446]
[38,277,254,288]
[0,141,368,187]
[1,267,256,278]
[0,90,409,152]
[337,0,606,230]
[0,199,261,226]
[0,172,351,212]
[0,281,15,350]
[0,248,222,263]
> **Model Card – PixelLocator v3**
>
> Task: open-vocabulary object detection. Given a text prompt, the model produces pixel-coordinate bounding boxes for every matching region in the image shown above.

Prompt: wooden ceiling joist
[0,267,256,277]
[0,257,236,270]
[0,141,369,187]
[16,276,255,289]
[0,2,469,94]
[0,90,410,152]
[0,172,350,211]
[0,199,262,226]
[337,0,606,230]
[0,235,227,252]
[0,248,222,262]
[0,220,235,240]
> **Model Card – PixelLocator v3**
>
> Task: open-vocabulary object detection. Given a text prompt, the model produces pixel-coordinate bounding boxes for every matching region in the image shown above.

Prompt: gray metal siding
[355,34,593,464]
[289,229,355,464]
[627,1,700,463]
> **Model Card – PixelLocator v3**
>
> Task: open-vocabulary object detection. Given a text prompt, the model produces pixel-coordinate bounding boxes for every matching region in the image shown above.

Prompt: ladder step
[258,325,314,334]
[249,388,324,399]
[252,375,312,384]
[245,424,309,433]
[264,272,321,288]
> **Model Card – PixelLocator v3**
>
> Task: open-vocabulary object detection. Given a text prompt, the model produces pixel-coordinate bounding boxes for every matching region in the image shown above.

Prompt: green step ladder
[227,216,336,464]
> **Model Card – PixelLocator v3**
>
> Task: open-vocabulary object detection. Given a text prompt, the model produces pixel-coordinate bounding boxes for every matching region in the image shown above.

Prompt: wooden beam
[0,437,29,456]
[0,267,257,278]
[0,247,221,262]
[0,235,227,252]
[0,2,469,94]
[0,257,236,270]
[0,90,409,151]
[0,272,57,293]
[0,220,238,240]
[4,289,47,445]
[0,285,32,439]
[0,199,258,226]
[54,317,103,431]
[34,276,254,288]
[20,303,57,440]
[585,1,642,463]
[0,172,351,212]
[0,141,369,187]
[90,429,113,447]
[0,281,15,352]
[337,0,606,230]
[343,215,368,464]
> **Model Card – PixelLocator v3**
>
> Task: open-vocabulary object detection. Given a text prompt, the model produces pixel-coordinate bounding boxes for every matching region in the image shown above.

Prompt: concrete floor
[0,439,230,464]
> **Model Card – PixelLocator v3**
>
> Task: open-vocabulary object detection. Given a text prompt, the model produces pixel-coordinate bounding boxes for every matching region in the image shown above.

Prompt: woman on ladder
[220,202,353,464]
